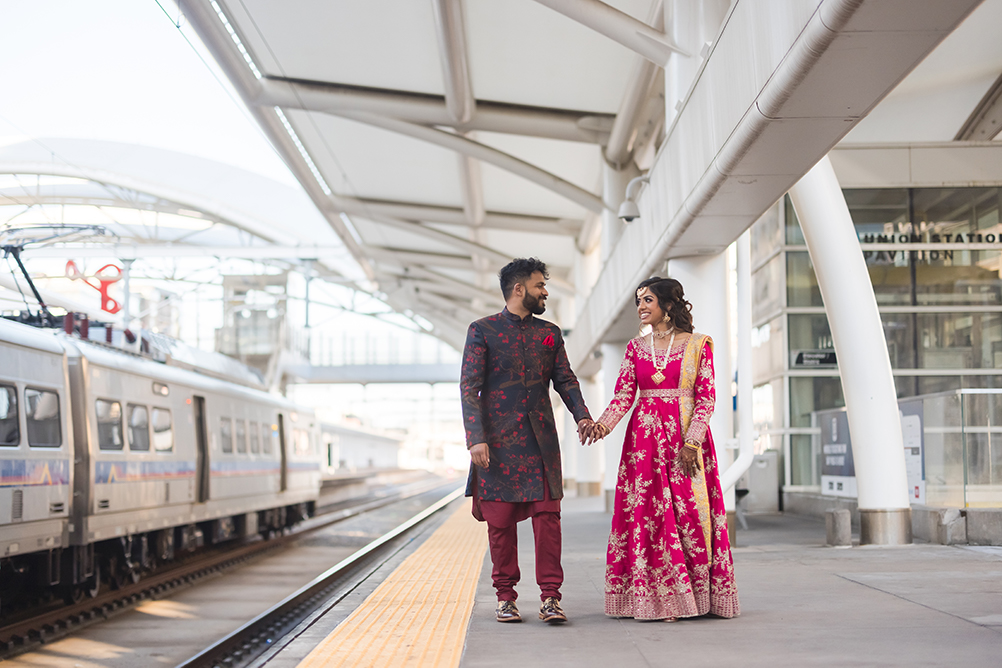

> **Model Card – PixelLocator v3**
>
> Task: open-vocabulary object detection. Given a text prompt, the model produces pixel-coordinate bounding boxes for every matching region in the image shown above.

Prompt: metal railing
[919,389,1002,508]
[811,388,1002,508]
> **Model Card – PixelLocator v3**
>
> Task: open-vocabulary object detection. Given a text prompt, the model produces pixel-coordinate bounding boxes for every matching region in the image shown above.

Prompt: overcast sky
[0,0,295,186]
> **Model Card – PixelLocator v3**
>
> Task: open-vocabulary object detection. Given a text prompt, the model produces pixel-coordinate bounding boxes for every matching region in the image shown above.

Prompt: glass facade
[754,188,1002,491]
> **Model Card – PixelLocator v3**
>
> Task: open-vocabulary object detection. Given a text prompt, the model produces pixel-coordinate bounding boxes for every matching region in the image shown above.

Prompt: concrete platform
[259,496,1002,668]
[462,497,1002,668]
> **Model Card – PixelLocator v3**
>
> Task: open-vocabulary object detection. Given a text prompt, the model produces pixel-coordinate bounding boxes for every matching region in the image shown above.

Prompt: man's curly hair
[498,257,548,300]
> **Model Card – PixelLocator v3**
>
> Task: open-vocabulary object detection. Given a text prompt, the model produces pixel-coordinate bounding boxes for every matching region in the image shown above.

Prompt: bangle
[598,423,610,435]
[684,441,700,451]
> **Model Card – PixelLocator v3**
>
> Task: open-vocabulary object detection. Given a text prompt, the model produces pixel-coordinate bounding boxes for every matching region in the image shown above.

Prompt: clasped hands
[579,419,608,446]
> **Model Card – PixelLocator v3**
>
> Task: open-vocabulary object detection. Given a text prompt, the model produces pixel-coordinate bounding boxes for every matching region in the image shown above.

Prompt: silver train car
[0,318,321,608]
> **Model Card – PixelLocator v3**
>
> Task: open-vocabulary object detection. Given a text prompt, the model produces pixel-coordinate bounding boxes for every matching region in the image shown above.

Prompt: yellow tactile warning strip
[297,500,487,668]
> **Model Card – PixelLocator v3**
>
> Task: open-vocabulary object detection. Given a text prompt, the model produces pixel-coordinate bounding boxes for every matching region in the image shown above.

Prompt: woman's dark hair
[498,257,548,300]
[635,277,694,333]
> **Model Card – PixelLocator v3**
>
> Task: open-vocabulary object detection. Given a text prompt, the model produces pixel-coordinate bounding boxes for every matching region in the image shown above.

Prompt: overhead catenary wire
[151,0,291,169]
[4,253,33,314]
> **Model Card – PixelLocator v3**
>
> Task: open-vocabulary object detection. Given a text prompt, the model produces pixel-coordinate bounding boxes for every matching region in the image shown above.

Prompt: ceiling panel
[355,218,457,254]
[841,0,1002,143]
[465,0,651,113]
[286,110,466,206]
[229,0,445,95]
[478,162,591,219]
[423,223,576,265]
[475,131,603,193]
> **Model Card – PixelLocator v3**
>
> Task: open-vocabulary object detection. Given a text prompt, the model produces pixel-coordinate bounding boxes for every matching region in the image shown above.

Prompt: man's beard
[522,291,546,315]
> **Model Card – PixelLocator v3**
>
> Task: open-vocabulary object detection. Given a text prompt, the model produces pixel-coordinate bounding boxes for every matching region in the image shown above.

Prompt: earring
[662,313,671,324]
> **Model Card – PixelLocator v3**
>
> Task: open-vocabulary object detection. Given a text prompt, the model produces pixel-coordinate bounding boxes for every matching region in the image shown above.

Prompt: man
[461,257,594,624]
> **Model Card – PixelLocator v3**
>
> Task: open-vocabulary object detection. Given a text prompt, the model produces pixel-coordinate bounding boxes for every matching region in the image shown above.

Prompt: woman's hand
[585,422,609,445]
[678,445,701,477]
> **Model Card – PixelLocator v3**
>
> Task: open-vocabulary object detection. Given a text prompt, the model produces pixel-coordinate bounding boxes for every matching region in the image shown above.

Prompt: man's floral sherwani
[461,308,590,503]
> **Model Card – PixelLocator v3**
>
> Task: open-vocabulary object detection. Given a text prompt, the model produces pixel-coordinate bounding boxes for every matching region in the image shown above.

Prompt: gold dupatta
[678,332,713,562]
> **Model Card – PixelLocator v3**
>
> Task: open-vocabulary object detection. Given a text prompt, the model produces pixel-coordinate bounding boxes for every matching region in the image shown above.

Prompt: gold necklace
[649,328,675,385]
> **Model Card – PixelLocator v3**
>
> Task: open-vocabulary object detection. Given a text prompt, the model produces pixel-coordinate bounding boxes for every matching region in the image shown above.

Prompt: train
[0,316,322,611]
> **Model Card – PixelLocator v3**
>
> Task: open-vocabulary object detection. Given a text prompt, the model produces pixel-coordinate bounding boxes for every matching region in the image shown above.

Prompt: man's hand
[577,418,595,445]
[582,420,608,445]
[470,442,490,468]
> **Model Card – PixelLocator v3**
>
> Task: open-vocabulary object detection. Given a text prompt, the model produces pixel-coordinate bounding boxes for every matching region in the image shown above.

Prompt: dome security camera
[618,200,641,222]
[617,175,650,223]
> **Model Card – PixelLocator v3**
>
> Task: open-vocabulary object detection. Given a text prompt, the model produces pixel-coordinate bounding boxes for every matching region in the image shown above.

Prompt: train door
[278,412,288,492]
[193,396,210,502]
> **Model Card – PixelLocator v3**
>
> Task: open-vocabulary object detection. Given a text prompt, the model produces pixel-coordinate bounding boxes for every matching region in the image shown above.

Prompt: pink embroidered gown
[597,334,740,620]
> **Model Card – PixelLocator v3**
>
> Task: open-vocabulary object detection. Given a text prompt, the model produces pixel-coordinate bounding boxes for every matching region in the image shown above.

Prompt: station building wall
[750,187,1002,491]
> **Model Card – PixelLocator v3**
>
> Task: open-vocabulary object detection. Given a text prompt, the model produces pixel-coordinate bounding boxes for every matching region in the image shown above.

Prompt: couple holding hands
[461,258,739,624]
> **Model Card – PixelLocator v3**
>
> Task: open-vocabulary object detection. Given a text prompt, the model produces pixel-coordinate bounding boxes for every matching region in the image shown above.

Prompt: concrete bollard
[826,508,852,547]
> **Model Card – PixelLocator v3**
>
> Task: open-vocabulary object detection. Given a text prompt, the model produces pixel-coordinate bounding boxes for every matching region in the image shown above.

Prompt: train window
[0,384,18,446]
[25,388,61,447]
[235,419,247,454]
[96,399,124,450]
[220,417,233,453]
[294,428,310,456]
[152,408,173,452]
[249,421,260,454]
[128,404,150,451]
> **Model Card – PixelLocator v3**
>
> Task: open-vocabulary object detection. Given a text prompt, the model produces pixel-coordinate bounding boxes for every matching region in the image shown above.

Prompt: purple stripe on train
[95,460,196,484]
[0,459,70,487]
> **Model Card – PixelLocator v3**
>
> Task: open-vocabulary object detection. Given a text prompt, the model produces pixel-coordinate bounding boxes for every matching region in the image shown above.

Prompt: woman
[587,277,739,621]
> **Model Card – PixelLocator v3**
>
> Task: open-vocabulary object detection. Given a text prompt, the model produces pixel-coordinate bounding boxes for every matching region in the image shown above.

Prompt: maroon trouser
[480,482,562,602]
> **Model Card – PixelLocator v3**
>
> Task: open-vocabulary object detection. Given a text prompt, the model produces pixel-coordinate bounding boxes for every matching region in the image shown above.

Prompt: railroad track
[0,477,456,660]
[177,486,464,668]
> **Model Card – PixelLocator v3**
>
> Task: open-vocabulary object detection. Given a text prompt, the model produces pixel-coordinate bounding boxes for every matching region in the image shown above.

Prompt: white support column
[577,376,603,497]
[789,156,911,546]
[667,252,733,504]
[597,161,637,511]
[720,232,755,493]
[601,162,639,262]
[601,341,629,512]
[120,258,134,331]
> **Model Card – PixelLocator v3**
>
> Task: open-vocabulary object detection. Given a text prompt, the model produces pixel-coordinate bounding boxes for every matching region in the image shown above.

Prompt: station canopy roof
[2,0,1000,349]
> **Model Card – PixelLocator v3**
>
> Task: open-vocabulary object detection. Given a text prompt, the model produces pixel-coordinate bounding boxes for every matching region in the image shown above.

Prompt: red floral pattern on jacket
[461,308,591,502]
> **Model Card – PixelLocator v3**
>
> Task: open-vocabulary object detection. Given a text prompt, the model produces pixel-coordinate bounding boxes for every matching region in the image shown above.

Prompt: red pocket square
[542,334,555,347]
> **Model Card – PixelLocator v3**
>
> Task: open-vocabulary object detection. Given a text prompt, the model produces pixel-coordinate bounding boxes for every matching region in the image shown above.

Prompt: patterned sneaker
[539,597,567,623]
[496,600,521,623]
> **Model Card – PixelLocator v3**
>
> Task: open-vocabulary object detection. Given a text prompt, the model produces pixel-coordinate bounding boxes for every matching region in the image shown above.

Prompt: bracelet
[683,441,700,451]
[597,423,610,436]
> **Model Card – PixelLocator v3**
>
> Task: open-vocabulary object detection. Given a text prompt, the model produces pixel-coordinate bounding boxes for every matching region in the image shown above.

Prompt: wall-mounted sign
[819,409,856,498]
[815,403,925,504]
[860,232,1001,244]
[899,399,925,505]
[859,232,1002,264]
[793,350,837,368]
